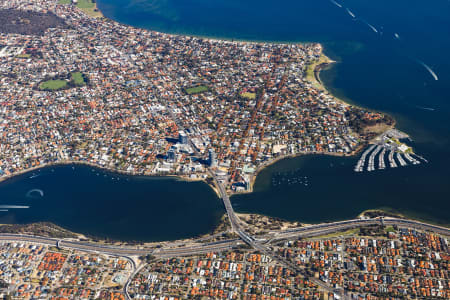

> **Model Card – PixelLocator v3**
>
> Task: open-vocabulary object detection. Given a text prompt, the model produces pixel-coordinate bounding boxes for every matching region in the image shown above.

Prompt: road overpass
[0,218,447,258]
[1,215,448,300]
[0,233,242,258]
[197,173,450,299]
[209,172,348,297]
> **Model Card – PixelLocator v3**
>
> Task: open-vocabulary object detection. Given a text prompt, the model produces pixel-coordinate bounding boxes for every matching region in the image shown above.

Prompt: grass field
[241,92,256,100]
[71,72,85,85]
[305,53,332,89]
[77,0,102,18]
[76,0,95,8]
[40,79,68,91]
[16,53,31,58]
[385,226,396,233]
[39,72,86,91]
[186,85,209,95]
[308,228,360,240]
[58,0,103,18]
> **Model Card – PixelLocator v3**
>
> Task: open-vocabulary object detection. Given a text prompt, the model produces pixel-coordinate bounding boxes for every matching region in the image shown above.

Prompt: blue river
[0,0,449,240]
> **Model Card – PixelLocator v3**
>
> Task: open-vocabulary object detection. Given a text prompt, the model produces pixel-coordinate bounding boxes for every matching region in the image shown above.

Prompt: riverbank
[3,207,447,246]
[0,159,204,185]
[358,209,450,228]
[0,43,393,200]
[227,45,397,196]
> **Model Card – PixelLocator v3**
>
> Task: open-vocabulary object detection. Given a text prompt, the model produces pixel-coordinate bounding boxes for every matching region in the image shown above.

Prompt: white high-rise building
[209,149,217,167]
[179,131,188,144]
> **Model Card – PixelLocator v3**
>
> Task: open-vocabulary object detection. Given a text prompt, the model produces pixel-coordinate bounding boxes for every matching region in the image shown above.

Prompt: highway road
[1,215,448,299]
[124,260,141,300]
[1,169,448,300]
[264,217,450,243]
[209,172,347,297]
[0,233,242,257]
[192,166,450,299]
[0,218,447,258]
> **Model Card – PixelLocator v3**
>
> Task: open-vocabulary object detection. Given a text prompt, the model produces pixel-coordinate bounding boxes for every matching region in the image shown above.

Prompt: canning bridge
[1,161,449,298]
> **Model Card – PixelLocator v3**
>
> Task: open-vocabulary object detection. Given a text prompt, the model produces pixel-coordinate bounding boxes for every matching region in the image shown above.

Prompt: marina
[96,0,450,229]
[396,152,407,167]
[415,155,429,164]
[354,145,422,172]
[388,150,397,168]
[404,153,420,165]
[354,144,376,172]
[367,145,383,172]
[353,129,425,173]
[378,148,386,170]
[98,0,450,228]
[0,0,448,242]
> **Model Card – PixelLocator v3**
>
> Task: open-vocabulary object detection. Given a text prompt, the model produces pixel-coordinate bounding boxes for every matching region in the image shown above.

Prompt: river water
[0,0,449,241]
[0,165,223,241]
[97,0,450,225]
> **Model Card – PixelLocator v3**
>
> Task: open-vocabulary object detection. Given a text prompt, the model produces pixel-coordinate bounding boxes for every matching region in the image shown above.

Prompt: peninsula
[0,0,395,197]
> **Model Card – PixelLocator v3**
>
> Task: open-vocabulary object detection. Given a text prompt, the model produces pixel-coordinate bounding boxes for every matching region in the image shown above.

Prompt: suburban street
[1,207,449,300]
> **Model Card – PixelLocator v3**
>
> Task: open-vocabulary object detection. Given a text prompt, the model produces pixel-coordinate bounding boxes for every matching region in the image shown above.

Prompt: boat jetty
[378,148,386,170]
[367,145,383,172]
[354,129,426,173]
[388,150,397,168]
[354,144,376,172]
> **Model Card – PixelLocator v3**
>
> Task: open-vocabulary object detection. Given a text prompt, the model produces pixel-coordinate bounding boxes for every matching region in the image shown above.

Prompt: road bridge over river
[1,163,449,299]
[210,169,450,298]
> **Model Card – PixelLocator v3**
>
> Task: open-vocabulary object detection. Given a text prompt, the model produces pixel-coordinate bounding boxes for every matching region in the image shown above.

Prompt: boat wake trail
[346,8,356,18]
[26,189,44,198]
[415,105,436,111]
[415,59,439,80]
[329,0,343,8]
[359,20,379,34]
[0,205,29,209]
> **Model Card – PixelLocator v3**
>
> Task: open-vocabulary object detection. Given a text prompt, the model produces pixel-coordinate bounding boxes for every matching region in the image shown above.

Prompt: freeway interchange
[0,213,449,299]
[0,217,448,260]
